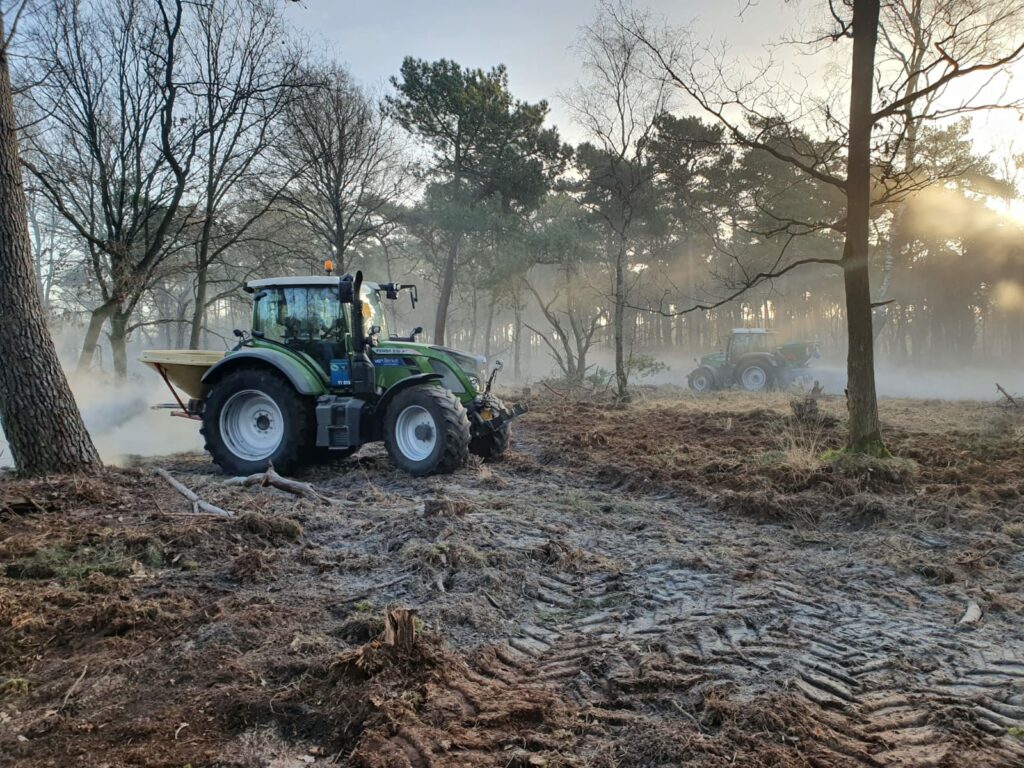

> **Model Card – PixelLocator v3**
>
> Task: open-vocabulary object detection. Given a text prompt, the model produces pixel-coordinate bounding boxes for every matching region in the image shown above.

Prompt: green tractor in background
[143,271,525,477]
[687,328,820,393]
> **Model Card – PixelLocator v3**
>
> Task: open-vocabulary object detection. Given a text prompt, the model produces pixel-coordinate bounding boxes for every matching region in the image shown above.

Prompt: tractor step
[315,396,365,449]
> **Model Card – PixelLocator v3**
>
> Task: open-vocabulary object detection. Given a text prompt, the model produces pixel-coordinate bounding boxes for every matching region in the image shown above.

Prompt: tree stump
[383,608,417,652]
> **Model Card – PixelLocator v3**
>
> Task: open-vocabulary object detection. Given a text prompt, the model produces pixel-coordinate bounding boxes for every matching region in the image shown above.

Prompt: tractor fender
[201,348,325,396]
[375,373,444,415]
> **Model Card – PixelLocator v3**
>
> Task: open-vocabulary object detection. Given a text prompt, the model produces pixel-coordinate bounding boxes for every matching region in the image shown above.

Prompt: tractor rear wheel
[384,386,470,476]
[739,363,773,392]
[202,367,313,476]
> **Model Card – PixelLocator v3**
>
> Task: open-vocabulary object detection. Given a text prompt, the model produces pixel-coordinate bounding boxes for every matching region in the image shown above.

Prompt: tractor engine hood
[700,351,727,368]
[428,345,487,377]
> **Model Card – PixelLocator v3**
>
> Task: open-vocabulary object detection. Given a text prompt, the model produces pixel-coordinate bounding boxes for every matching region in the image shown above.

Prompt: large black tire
[383,386,470,476]
[470,423,510,460]
[688,366,716,393]
[738,362,773,392]
[201,367,314,476]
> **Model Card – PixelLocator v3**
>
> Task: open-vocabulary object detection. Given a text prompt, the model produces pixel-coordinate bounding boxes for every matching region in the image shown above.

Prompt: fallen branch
[996,383,1019,407]
[59,665,88,712]
[224,463,332,504]
[542,381,568,399]
[155,468,233,517]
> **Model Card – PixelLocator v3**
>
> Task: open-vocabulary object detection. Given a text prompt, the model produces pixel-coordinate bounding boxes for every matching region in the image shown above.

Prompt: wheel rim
[219,389,283,461]
[692,373,710,392]
[742,366,767,391]
[395,405,437,462]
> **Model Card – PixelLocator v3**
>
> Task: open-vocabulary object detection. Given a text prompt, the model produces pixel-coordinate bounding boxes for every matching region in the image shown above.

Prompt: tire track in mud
[302,433,1023,765]
[491,434,1024,767]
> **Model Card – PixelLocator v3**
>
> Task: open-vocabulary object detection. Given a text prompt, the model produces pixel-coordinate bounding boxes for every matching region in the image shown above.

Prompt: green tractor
[142,271,525,476]
[687,328,820,393]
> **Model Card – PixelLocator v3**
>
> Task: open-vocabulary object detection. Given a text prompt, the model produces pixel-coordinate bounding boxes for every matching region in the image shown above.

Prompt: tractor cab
[246,276,390,379]
[726,328,773,363]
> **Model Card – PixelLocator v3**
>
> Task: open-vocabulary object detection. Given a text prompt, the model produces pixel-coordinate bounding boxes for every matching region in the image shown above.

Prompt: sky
[282,0,800,141]
[282,0,1023,171]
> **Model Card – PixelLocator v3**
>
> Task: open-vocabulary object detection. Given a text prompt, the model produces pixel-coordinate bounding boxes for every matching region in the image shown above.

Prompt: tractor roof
[732,328,772,334]
[246,276,380,291]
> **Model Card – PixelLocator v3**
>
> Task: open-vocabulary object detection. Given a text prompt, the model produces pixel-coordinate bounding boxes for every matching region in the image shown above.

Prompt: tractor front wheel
[688,367,715,393]
[384,386,471,476]
[202,367,313,476]
[739,363,773,392]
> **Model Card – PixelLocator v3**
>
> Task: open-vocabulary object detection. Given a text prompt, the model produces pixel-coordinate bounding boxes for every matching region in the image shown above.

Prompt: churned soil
[1,391,1022,767]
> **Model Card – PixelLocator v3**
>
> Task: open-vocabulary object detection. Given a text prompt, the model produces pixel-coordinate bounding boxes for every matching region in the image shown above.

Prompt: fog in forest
[4,0,1024,462]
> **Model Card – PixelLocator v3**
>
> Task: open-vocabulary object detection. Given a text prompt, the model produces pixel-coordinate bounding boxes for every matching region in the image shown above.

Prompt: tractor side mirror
[411,326,423,339]
[339,279,353,303]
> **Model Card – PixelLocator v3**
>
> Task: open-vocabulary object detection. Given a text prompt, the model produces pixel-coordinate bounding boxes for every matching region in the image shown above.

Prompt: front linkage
[465,360,528,453]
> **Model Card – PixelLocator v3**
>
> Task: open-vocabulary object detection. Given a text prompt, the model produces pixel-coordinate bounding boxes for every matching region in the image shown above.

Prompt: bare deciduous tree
[182,0,301,348]
[566,13,668,400]
[24,0,200,377]
[276,66,405,274]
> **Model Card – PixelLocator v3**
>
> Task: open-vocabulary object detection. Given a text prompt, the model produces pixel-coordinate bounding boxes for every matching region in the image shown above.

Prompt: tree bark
[433,235,459,345]
[513,293,522,380]
[0,15,101,474]
[613,238,629,401]
[77,299,116,373]
[109,311,129,379]
[188,261,208,350]
[843,0,886,456]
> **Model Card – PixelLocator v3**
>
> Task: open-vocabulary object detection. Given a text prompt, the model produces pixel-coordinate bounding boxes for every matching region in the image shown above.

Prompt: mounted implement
[687,328,820,393]
[142,270,525,476]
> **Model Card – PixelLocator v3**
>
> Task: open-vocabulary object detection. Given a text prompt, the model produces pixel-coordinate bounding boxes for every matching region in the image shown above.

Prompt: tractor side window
[360,285,388,338]
[253,287,343,345]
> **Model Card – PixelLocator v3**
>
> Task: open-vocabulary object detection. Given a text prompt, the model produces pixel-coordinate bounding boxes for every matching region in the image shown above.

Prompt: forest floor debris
[1,391,1023,766]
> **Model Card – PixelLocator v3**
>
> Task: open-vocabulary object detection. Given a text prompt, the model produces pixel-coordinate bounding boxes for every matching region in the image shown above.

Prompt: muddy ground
[1,390,1023,767]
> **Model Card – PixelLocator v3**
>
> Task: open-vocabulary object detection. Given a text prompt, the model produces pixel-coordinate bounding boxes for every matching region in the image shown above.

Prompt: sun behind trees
[607,0,1024,454]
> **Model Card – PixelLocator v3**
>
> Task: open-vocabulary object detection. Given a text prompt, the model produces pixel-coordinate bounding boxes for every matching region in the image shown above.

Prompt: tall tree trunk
[77,299,116,373]
[484,297,495,357]
[109,311,129,379]
[188,261,208,349]
[434,235,459,345]
[843,0,885,455]
[513,293,522,381]
[0,15,101,474]
[613,238,629,401]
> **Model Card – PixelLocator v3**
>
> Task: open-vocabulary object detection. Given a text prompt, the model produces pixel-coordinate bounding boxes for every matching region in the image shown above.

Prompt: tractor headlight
[469,375,481,392]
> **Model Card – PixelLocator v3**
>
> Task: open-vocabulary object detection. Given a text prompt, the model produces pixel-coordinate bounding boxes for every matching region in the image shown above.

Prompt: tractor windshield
[253,285,343,344]
[730,332,772,357]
